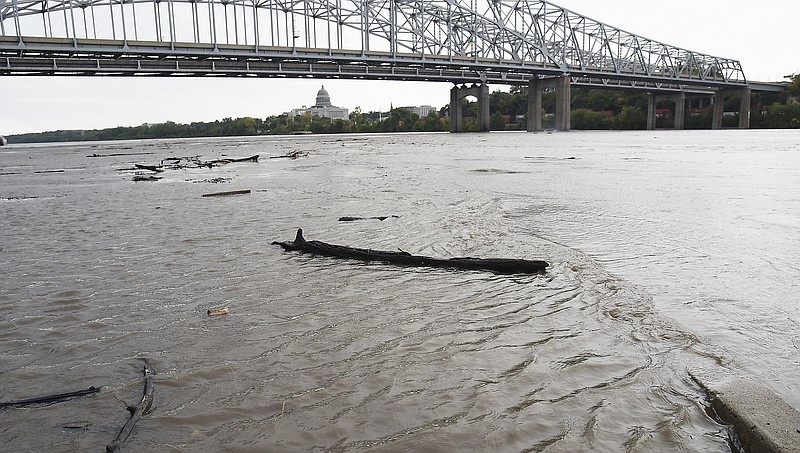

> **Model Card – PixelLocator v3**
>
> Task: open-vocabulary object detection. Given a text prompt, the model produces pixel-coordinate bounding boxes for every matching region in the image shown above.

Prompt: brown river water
[1,130,798,452]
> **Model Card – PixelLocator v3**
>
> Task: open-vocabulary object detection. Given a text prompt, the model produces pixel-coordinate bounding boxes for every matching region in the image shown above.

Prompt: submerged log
[0,386,101,409]
[273,229,548,274]
[106,363,154,453]
[201,189,251,197]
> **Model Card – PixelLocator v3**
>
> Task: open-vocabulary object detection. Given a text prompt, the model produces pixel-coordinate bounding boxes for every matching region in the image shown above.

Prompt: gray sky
[2,0,798,135]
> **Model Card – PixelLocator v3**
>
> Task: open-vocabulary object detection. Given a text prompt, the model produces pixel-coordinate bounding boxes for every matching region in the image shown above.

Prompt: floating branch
[0,386,101,409]
[201,189,251,197]
[132,175,161,182]
[273,229,548,274]
[338,215,399,222]
[203,155,260,167]
[269,150,308,160]
[134,164,163,172]
[88,152,156,158]
[106,363,155,453]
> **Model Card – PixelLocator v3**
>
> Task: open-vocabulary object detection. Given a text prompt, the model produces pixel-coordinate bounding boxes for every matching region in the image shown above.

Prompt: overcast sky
[2,0,798,135]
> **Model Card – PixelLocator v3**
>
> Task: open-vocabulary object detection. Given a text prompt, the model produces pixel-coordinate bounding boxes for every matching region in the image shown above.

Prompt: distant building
[290,86,349,120]
[398,105,437,117]
[0,136,7,146]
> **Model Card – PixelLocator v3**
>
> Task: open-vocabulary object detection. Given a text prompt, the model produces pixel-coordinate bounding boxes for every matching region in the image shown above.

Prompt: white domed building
[290,85,349,120]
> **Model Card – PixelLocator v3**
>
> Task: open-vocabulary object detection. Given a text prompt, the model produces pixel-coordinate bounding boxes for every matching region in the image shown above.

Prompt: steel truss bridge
[1,0,778,131]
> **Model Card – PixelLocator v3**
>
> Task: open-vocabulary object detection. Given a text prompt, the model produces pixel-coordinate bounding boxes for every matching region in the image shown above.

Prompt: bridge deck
[1,36,748,92]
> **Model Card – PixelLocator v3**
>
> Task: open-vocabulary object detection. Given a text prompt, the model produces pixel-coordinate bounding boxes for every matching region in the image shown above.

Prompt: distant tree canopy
[8,78,799,144]
[785,74,800,98]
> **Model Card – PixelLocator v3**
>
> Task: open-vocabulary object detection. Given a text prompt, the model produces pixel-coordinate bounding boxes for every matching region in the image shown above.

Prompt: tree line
[7,75,799,144]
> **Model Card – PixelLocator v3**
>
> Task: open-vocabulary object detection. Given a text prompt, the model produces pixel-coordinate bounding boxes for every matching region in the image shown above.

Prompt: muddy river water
[1,130,798,451]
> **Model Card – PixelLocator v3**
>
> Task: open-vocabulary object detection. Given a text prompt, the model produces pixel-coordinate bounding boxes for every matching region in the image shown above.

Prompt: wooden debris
[134,164,163,173]
[201,189,251,198]
[0,386,101,409]
[273,229,549,274]
[207,307,229,316]
[191,177,232,184]
[88,152,156,158]
[338,215,399,222]
[132,175,161,182]
[205,155,259,165]
[269,150,308,160]
[106,363,154,453]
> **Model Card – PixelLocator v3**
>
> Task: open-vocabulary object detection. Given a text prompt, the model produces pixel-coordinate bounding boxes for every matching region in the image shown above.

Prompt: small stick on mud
[106,363,155,453]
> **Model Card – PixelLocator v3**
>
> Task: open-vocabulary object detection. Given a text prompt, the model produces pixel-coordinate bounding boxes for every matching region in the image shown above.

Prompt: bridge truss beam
[2,0,747,90]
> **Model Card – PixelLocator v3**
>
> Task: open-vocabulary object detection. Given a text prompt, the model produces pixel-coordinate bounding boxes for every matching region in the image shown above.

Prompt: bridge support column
[647,92,686,130]
[647,94,657,130]
[450,83,491,133]
[450,86,462,133]
[526,78,542,132]
[712,90,725,130]
[674,92,685,130]
[477,83,490,132]
[739,87,752,129]
[526,75,570,132]
[712,87,752,130]
[554,75,571,131]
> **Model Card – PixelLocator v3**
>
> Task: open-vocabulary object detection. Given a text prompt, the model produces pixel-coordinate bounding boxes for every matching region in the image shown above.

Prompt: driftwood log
[134,164,163,173]
[338,215,399,222]
[205,155,259,166]
[132,175,161,182]
[0,386,101,409]
[273,229,548,274]
[106,363,154,453]
[201,189,251,197]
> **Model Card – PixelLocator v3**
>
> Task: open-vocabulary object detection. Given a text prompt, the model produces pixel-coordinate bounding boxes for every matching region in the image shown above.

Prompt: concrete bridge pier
[450,83,490,132]
[712,87,752,129]
[527,75,571,132]
[647,92,686,130]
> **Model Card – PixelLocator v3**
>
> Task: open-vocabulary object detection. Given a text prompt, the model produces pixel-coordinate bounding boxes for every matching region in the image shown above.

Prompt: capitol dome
[315,85,332,107]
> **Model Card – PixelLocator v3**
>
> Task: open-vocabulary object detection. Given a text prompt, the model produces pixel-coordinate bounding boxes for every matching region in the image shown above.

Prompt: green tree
[490,111,506,130]
[786,74,800,99]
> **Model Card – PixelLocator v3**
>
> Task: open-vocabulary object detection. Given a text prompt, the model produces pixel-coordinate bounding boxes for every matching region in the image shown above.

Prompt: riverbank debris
[0,386,101,409]
[207,307,229,316]
[338,215,399,222]
[201,189,251,198]
[273,228,549,274]
[106,363,154,453]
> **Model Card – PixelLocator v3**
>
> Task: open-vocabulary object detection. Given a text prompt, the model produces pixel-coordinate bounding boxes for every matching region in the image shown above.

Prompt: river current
[1,130,798,452]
